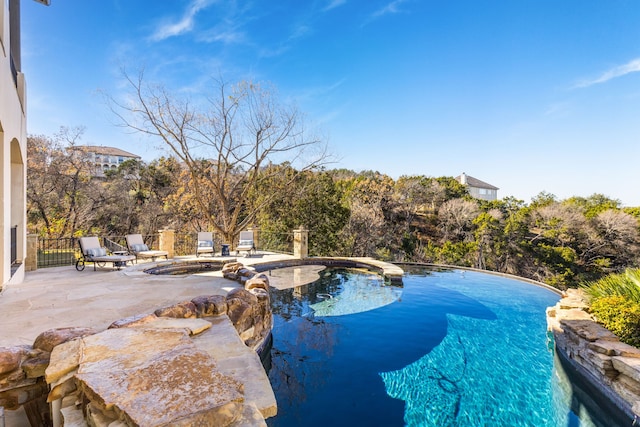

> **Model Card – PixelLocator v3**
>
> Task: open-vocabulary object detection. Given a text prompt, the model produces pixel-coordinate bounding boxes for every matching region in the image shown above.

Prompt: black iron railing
[174,233,196,257]
[35,234,165,268]
[259,230,293,255]
[37,237,79,268]
[33,229,295,268]
[174,232,226,256]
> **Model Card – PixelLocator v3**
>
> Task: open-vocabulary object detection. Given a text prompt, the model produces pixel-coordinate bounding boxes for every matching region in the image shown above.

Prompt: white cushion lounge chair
[196,232,215,257]
[236,231,256,257]
[76,236,136,271]
[125,234,169,262]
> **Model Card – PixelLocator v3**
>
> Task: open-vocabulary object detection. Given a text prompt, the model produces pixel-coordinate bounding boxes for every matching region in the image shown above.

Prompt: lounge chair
[196,232,215,257]
[236,231,256,257]
[76,237,136,271]
[125,234,169,262]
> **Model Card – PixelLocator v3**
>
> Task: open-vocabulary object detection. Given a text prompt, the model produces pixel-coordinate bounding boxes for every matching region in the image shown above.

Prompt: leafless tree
[438,198,480,241]
[528,203,587,246]
[108,71,329,243]
[582,209,640,270]
[27,127,97,237]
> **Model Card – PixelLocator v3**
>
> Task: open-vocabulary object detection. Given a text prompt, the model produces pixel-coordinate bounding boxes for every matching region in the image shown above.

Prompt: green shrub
[589,296,640,347]
[374,247,393,262]
[582,269,640,304]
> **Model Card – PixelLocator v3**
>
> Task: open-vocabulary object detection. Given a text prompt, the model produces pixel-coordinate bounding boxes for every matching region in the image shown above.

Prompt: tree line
[26,77,640,289]
[27,129,640,289]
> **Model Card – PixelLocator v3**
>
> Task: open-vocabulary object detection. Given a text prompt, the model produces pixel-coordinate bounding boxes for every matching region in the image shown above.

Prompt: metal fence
[33,230,297,268]
[36,236,79,268]
[174,233,194,257]
[176,231,295,257]
[35,234,164,268]
[259,230,294,255]
[174,232,230,256]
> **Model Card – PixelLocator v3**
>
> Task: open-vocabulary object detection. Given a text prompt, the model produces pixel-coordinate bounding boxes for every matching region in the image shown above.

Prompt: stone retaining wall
[547,288,640,421]
[0,262,272,426]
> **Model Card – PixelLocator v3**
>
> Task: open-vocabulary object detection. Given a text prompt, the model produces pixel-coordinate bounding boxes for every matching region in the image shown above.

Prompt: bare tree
[27,127,97,237]
[108,72,329,243]
[438,198,480,242]
[582,209,640,270]
[528,202,587,246]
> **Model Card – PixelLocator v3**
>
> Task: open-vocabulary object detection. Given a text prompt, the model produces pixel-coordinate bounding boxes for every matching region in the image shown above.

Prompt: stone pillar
[293,227,308,259]
[158,230,174,259]
[248,227,259,251]
[25,234,37,272]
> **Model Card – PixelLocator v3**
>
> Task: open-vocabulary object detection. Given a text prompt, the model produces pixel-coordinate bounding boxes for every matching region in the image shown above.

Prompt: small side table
[112,251,132,268]
[221,244,230,257]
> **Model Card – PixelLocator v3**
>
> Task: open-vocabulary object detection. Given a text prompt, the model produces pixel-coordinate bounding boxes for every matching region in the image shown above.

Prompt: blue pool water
[265,266,621,426]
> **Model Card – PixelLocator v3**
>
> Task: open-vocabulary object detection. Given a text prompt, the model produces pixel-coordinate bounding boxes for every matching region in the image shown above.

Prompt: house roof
[455,173,499,190]
[73,145,141,159]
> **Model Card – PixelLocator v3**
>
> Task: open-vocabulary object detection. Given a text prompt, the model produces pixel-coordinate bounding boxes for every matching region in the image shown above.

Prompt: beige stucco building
[1,0,49,288]
[1,0,28,287]
[70,145,141,177]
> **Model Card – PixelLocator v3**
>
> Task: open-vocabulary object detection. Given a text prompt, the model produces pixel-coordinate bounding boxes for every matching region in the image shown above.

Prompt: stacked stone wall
[547,288,640,420]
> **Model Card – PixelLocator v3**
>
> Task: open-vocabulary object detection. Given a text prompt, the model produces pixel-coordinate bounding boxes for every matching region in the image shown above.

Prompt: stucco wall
[0,0,27,287]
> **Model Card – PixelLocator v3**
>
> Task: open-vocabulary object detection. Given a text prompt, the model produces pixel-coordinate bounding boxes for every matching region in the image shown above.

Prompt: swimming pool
[265,266,622,426]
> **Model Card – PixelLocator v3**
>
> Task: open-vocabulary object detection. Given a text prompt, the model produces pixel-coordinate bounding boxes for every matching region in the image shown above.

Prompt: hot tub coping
[249,257,404,285]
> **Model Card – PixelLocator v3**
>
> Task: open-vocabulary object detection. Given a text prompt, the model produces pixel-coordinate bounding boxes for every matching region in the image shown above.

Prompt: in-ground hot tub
[143,259,236,275]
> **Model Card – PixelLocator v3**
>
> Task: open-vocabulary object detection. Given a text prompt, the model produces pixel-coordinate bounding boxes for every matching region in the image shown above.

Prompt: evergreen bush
[589,296,640,347]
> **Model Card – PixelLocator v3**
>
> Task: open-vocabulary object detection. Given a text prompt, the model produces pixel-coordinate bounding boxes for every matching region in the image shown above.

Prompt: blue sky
[21,0,640,206]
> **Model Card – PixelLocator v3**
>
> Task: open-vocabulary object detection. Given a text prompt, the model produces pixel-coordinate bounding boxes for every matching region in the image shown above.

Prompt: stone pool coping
[248,256,405,285]
[398,262,563,295]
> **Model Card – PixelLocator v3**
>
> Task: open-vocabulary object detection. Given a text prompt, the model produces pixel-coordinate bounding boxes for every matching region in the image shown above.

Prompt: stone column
[248,227,259,251]
[158,230,174,259]
[25,234,37,272]
[293,227,308,259]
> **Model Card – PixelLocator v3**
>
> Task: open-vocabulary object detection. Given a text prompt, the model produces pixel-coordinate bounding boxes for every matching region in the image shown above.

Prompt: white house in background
[71,145,141,177]
[1,0,50,287]
[456,172,499,201]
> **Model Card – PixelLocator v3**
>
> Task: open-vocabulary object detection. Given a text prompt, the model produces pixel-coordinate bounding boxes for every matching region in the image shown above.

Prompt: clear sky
[21,0,640,206]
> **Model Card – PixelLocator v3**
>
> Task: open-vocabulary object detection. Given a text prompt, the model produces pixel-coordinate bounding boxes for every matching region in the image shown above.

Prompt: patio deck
[0,253,298,349]
[0,253,297,426]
